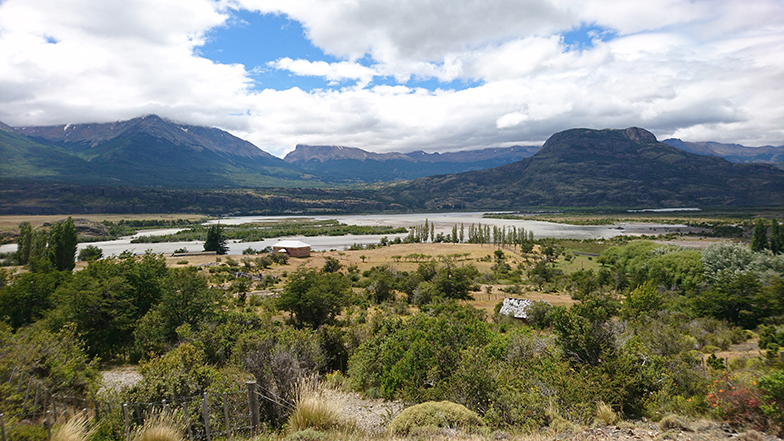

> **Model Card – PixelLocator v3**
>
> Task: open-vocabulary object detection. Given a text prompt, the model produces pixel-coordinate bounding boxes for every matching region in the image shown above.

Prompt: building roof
[272,240,311,248]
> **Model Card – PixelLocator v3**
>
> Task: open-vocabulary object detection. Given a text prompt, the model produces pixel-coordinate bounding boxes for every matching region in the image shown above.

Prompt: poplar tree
[771,219,782,254]
[751,219,768,252]
[17,222,33,265]
[49,217,78,271]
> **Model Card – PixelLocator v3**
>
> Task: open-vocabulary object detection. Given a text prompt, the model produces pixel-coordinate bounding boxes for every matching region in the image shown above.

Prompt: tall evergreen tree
[751,219,769,252]
[204,224,229,255]
[771,219,782,255]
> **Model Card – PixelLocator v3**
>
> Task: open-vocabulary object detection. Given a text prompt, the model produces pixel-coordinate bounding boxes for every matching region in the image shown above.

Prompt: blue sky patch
[199,10,341,90]
[199,10,483,92]
[562,23,617,51]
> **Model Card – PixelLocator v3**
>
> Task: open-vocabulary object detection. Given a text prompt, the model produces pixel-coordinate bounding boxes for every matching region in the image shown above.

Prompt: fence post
[23,378,33,413]
[94,398,100,422]
[202,393,211,441]
[45,411,51,441]
[16,373,24,394]
[42,391,48,424]
[222,393,230,440]
[122,403,130,441]
[134,403,141,425]
[1,413,6,441]
[183,401,193,441]
[6,368,15,385]
[246,382,259,437]
[32,386,40,420]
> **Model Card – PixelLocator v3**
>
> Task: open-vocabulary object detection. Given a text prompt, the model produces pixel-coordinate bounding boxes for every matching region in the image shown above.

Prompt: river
[0,212,684,256]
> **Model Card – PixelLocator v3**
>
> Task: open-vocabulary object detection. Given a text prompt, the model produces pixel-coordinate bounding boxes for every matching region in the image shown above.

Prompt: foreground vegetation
[1,217,784,440]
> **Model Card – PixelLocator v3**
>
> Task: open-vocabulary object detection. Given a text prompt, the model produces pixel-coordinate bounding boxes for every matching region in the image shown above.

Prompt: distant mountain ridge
[3,115,315,188]
[284,144,541,182]
[662,138,784,166]
[17,115,276,160]
[389,127,784,209]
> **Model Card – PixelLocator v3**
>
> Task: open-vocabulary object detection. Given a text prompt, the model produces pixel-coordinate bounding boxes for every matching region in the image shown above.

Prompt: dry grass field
[165,242,577,314]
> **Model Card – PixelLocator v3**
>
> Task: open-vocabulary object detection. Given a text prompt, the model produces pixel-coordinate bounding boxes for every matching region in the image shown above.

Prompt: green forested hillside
[3,116,322,188]
[391,128,784,209]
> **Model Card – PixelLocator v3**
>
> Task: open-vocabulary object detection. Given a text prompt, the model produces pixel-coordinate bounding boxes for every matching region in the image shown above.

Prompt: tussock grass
[595,401,618,426]
[287,376,355,434]
[132,412,185,441]
[658,414,691,432]
[52,417,94,441]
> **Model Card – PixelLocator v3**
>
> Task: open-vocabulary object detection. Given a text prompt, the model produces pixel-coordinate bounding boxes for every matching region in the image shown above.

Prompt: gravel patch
[323,389,405,435]
[100,366,142,394]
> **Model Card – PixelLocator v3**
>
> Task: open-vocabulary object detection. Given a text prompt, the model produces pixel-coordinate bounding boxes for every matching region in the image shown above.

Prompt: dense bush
[348,303,494,401]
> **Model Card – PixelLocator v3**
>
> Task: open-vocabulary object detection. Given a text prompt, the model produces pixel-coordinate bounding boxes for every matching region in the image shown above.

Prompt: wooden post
[16,373,24,394]
[94,398,100,421]
[32,386,40,420]
[6,368,15,385]
[222,393,230,440]
[45,411,51,441]
[183,401,193,441]
[202,393,211,441]
[122,403,130,441]
[23,379,32,413]
[134,403,141,425]
[42,391,48,423]
[246,382,259,436]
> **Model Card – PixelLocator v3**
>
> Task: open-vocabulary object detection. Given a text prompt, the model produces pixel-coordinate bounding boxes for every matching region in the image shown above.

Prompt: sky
[1,0,783,157]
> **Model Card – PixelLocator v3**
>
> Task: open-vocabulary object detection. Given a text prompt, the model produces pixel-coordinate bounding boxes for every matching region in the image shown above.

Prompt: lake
[0,212,684,256]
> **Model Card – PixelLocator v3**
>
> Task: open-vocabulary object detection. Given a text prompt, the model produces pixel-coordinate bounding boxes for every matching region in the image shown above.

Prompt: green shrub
[388,401,485,436]
[758,370,784,431]
[6,422,48,441]
[348,304,493,401]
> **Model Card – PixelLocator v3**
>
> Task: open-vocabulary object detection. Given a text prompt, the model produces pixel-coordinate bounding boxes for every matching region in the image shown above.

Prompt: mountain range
[283,144,540,182]
[1,115,538,187]
[388,127,784,209]
[661,138,784,167]
[3,115,312,188]
[2,115,784,213]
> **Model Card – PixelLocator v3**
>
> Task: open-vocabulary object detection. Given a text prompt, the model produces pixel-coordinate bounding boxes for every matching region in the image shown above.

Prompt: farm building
[272,240,311,257]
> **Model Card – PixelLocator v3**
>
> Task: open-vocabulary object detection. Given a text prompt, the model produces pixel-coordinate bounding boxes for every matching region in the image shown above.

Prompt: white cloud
[1,0,784,158]
[268,58,377,87]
